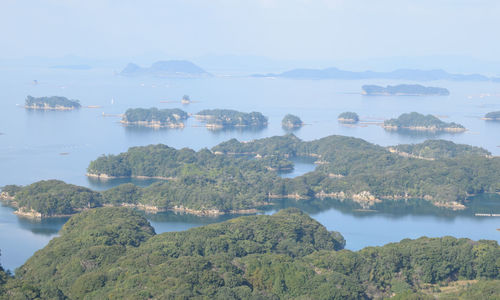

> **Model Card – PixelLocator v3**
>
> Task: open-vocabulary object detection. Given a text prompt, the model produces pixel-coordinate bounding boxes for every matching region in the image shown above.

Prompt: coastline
[120,120,185,128]
[25,105,79,111]
[383,125,466,132]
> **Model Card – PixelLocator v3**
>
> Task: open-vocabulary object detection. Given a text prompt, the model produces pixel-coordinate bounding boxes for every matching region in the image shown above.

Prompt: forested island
[121,108,188,128]
[120,60,211,78]
[362,84,450,96]
[484,111,500,121]
[24,95,81,110]
[0,207,498,299]
[383,112,466,132]
[338,112,359,123]
[281,114,303,129]
[4,134,500,218]
[195,109,268,129]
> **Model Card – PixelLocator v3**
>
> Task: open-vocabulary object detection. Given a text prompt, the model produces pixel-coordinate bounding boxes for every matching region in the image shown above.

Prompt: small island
[362,84,450,96]
[121,108,188,128]
[25,95,81,110]
[181,95,191,104]
[383,112,466,132]
[338,112,359,123]
[484,111,500,121]
[120,60,211,78]
[281,114,303,129]
[195,109,268,129]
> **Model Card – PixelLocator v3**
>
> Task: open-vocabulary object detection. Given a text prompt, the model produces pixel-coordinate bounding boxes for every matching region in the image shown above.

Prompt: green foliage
[3,208,499,299]
[384,112,465,130]
[338,111,359,123]
[12,180,102,216]
[196,109,268,127]
[122,107,188,126]
[281,114,303,128]
[392,139,491,159]
[362,84,449,96]
[25,95,81,108]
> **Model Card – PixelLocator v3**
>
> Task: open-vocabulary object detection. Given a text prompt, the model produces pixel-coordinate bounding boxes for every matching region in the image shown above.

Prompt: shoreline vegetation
[383,112,466,132]
[362,84,450,96]
[1,207,499,299]
[3,134,500,219]
[338,111,359,123]
[281,114,303,129]
[194,109,268,129]
[24,95,81,110]
[121,107,188,128]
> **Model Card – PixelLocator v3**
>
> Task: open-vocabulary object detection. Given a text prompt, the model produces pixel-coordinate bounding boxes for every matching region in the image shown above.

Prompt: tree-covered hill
[384,112,465,132]
[1,208,498,299]
[195,109,268,128]
[25,95,81,110]
[122,107,188,128]
[4,135,500,218]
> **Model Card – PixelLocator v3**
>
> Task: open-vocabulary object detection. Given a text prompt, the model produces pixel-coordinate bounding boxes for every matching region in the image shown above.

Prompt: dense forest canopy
[362,84,450,96]
[391,139,491,159]
[1,207,498,299]
[4,134,500,217]
[384,112,465,130]
[338,112,359,123]
[195,109,268,127]
[122,107,188,126]
[25,95,81,109]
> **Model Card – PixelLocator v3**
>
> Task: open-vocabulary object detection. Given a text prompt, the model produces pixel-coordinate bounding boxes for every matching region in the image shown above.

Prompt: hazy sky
[1,0,499,62]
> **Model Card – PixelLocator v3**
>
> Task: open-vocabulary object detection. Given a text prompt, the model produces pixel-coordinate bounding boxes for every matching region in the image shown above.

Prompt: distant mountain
[120,60,211,78]
[253,67,491,82]
[362,84,450,96]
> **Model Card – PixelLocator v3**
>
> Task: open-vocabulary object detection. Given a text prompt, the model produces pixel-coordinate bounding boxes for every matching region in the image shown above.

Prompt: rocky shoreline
[25,105,77,111]
[120,120,185,128]
[383,125,466,132]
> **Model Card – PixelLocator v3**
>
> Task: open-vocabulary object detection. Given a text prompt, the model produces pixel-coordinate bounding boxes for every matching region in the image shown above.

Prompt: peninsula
[338,111,359,123]
[484,111,500,121]
[362,84,450,96]
[4,134,499,218]
[121,108,188,128]
[120,60,211,78]
[195,109,268,129]
[1,207,498,299]
[24,95,81,110]
[281,114,303,129]
[383,112,466,132]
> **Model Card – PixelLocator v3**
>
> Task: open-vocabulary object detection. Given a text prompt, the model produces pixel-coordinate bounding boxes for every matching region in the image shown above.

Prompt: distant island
[253,67,491,81]
[181,95,191,104]
[384,112,466,132]
[121,108,188,128]
[338,112,359,123]
[362,84,450,96]
[484,111,500,121]
[120,60,211,78]
[195,109,268,129]
[25,95,81,110]
[281,114,303,129]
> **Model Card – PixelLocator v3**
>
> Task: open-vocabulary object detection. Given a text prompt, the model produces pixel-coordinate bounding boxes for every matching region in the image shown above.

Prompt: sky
[1,0,499,68]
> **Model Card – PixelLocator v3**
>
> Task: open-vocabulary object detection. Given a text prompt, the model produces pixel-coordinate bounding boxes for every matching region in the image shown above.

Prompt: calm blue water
[0,66,499,271]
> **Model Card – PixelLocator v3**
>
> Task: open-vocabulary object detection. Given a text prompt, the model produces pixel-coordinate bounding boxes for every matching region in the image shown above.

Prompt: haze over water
[1,66,499,271]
